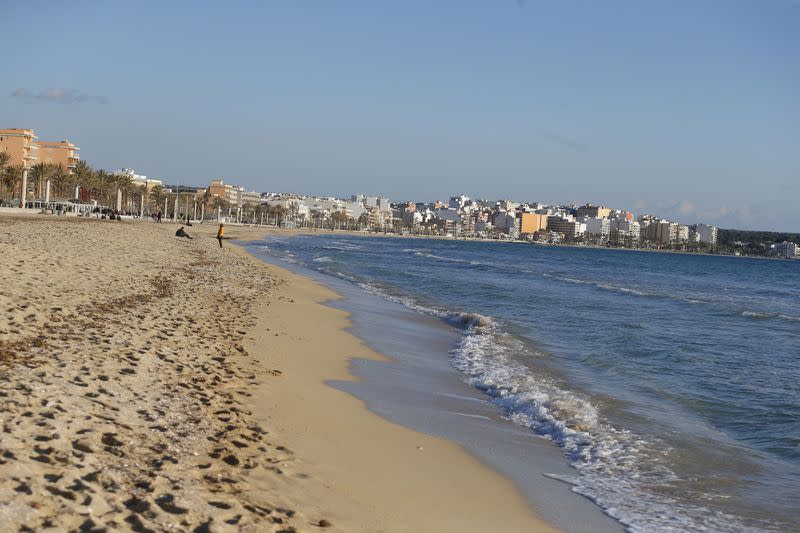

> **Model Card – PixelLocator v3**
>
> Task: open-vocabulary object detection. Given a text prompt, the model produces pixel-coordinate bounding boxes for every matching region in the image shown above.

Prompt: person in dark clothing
[175,226,193,239]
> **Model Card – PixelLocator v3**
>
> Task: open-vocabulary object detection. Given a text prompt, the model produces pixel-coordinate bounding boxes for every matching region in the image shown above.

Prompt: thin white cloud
[540,131,588,152]
[11,88,109,104]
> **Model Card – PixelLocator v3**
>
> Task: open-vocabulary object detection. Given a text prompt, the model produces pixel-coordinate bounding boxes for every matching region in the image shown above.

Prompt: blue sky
[2,1,797,231]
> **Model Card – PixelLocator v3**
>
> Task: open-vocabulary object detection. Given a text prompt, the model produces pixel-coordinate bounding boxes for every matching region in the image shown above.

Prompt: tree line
[0,152,145,209]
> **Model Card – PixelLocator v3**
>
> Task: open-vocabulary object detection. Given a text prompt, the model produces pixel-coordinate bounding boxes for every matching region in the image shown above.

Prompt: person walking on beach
[217,223,224,248]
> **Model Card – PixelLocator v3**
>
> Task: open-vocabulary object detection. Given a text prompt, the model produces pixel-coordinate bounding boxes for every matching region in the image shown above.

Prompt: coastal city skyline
[1,125,797,244]
[2,1,797,232]
[2,125,797,259]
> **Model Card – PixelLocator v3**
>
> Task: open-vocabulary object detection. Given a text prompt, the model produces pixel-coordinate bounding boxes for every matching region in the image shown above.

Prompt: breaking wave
[319,274,761,531]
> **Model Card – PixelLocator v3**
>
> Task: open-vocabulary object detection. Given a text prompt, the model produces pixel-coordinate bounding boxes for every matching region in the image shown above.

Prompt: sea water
[251,234,800,532]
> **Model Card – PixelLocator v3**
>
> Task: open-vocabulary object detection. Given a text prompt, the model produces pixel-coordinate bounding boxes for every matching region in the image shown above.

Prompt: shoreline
[243,239,624,533]
[0,214,560,532]
[235,240,561,532]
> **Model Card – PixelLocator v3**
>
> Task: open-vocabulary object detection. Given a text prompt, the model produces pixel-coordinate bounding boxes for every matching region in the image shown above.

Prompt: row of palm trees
[2,150,368,226]
[0,153,144,209]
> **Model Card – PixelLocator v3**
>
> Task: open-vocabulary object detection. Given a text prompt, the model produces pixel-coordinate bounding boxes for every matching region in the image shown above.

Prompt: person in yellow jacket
[216,223,224,248]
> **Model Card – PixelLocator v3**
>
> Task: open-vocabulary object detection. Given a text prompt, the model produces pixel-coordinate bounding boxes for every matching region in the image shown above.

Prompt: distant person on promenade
[217,224,224,248]
[157,211,162,223]
[175,226,193,239]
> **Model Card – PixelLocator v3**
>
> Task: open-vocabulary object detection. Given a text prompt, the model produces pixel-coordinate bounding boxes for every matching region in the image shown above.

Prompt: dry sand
[0,215,557,532]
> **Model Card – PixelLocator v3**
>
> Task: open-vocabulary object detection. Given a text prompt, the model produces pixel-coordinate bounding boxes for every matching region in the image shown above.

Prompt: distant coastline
[286,227,799,261]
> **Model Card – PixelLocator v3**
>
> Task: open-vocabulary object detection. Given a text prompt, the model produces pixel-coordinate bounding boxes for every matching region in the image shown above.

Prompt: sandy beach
[0,215,556,532]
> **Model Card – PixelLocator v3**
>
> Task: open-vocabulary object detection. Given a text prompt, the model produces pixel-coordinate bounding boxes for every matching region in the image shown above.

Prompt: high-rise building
[547,215,582,237]
[449,195,470,210]
[35,139,80,171]
[576,204,612,219]
[583,217,611,240]
[519,213,548,234]
[0,128,38,169]
[694,224,718,246]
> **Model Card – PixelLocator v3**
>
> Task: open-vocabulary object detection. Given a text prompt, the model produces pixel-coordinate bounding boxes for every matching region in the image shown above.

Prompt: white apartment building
[774,241,798,258]
[695,224,718,246]
[492,211,518,234]
[583,217,611,240]
[113,168,163,190]
[611,219,641,243]
[676,225,690,243]
[449,195,470,210]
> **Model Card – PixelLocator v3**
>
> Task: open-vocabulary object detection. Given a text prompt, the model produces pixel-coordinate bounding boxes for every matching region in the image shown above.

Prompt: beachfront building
[610,209,634,221]
[497,199,519,212]
[694,223,718,246]
[0,128,39,169]
[206,179,261,207]
[341,200,367,220]
[352,194,391,212]
[645,220,678,245]
[235,186,263,206]
[676,225,690,243]
[402,209,424,227]
[449,195,470,210]
[547,215,583,238]
[583,217,611,241]
[35,139,80,171]
[610,219,641,246]
[208,179,236,205]
[367,206,392,230]
[576,203,612,219]
[113,168,163,190]
[771,241,798,258]
[519,212,548,235]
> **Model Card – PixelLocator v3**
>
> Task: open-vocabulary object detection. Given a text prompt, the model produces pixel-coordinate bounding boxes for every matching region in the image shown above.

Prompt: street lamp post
[19,167,28,208]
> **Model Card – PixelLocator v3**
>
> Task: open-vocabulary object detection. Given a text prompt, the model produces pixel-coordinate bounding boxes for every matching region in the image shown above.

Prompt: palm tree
[2,164,23,204]
[70,160,94,201]
[30,162,53,200]
[113,172,134,211]
[50,163,68,199]
[0,150,10,194]
[273,205,288,227]
[201,188,211,208]
[357,212,369,230]
[0,151,12,201]
[212,196,228,220]
[149,184,166,213]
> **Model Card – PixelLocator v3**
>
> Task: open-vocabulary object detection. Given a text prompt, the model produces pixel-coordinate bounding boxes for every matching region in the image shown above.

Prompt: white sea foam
[405,247,469,263]
[312,256,333,263]
[321,241,362,252]
[333,274,758,531]
[740,310,800,322]
[447,314,760,532]
[542,273,713,307]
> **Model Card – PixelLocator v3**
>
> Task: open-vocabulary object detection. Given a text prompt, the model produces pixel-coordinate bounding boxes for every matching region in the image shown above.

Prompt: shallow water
[252,235,800,532]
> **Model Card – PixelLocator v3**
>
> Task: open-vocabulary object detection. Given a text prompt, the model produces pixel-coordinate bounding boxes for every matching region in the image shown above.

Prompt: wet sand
[0,215,556,532]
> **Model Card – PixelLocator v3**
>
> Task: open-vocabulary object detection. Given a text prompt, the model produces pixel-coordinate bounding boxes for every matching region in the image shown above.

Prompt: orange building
[576,204,612,219]
[208,179,236,204]
[35,139,80,171]
[0,128,38,169]
[520,212,549,234]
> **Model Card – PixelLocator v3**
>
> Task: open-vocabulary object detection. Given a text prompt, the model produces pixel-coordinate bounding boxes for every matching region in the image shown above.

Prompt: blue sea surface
[259,234,800,532]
